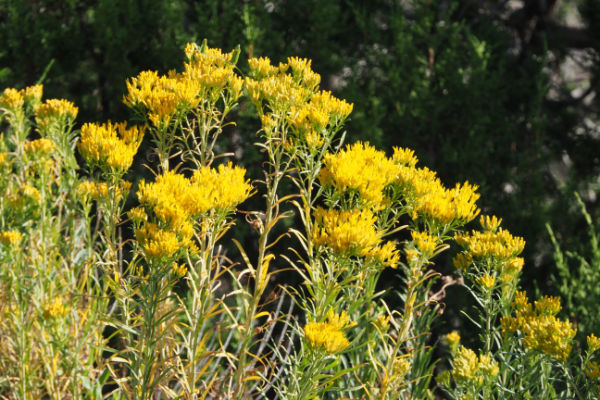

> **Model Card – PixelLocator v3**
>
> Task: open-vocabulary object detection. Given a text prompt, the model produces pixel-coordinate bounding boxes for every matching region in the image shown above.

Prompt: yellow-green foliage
[0,41,598,400]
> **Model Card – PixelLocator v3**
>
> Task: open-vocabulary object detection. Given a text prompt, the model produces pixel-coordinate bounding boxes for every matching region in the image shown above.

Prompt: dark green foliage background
[2,0,599,340]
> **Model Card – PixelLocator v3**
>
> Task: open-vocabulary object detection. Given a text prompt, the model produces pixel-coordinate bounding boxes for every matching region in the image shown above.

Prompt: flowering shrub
[0,41,598,399]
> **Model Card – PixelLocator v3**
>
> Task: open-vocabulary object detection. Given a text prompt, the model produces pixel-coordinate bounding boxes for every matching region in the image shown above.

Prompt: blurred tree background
[1,0,599,339]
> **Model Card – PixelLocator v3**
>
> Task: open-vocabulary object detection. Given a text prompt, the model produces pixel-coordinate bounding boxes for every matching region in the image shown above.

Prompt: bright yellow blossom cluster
[452,346,499,386]
[124,43,241,127]
[411,230,439,256]
[43,297,68,318]
[137,164,251,225]
[312,207,399,266]
[588,334,600,353]
[501,291,576,361]
[319,142,399,205]
[78,122,144,172]
[453,218,525,278]
[135,223,186,260]
[445,331,461,353]
[76,181,131,202]
[304,311,352,354]
[24,138,55,156]
[0,230,22,246]
[35,98,78,131]
[0,88,25,111]
[245,56,352,148]
[135,164,250,259]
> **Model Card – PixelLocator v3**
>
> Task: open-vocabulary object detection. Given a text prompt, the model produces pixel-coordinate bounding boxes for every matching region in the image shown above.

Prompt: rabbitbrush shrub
[0,41,599,399]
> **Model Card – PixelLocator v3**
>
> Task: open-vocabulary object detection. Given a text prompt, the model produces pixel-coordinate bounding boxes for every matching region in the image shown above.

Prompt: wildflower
[0,230,22,246]
[43,297,68,318]
[21,84,43,109]
[365,240,401,268]
[22,185,41,202]
[392,147,418,167]
[452,252,473,270]
[588,334,600,353]
[319,142,399,205]
[445,331,461,353]
[312,207,380,257]
[452,346,498,387]
[454,228,525,263]
[586,361,600,380]
[480,215,502,232]
[24,138,55,156]
[78,121,144,172]
[190,163,252,212]
[127,207,148,223]
[249,57,279,79]
[452,346,481,384]
[304,312,352,354]
[35,99,78,130]
[500,292,576,361]
[0,88,24,111]
[136,223,181,260]
[477,274,496,291]
[411,230,438,256]
[172,262,188,279]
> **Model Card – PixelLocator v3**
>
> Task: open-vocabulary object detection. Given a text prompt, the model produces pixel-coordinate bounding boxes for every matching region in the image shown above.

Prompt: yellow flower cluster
[43,297,68,318]
[0,230,22,246]
[76,181,131,202]
[78,122,144,172]
[453,219,525,278]
[500,291,576,361]
[138,164,251,225]
[124,43,241,127]
[245,56,352,148]
[0,88,24,111]
[312,207,399,267]
[304,311,352,354]
[24,138,55,156]
[588,333,600,353]
[452,346,499,386]
[35,99,78,130]
[135,165,250,259]
[319,142,399,205]
[445,331,461,353]
[135,223,185,260]
[411,230,439,256]
[393,152,480,224]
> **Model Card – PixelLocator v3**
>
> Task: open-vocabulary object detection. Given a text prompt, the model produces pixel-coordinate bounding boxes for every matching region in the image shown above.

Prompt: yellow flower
[172,262,188,279]
[411,230,438,256]
[249,57,279,79]
[43,297,68,318]
[22,184,41,202]
[586,361,600,380]
[21,84,43,109]
[392,146,418,167]
[319,142,399,205]
[588,334,600,353]
[480,215,502,232]
[500,292,575,361]
[35,98,78,130]
[136,223,181,260]
[452,346,480,384]
[0,230,22,246]
[313,207,380,256]
[452,346,498,387]
[453,252,473,270]
[477,274,496,290]
[445,331,461,353]
[127,206,148,223]
[454,228,525,263]
[138,164,251,230]
[24,138,55,156]
[304,312,352,354]
[0,88,24,111]
[78,121,144,172]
